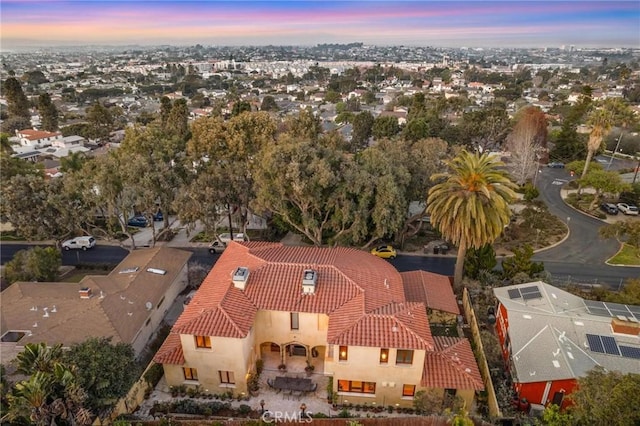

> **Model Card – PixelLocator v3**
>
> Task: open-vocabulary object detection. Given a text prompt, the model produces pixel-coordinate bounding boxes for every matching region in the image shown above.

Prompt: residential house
[494,282,640,409]
[16,129,63,148]
[0,247,191,362]
[154,242,483,408]
[378,110,407,126]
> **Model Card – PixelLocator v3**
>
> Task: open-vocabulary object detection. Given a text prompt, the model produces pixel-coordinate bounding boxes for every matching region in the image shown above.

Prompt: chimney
[302,269,317,294]
[79,287,92,299]
[232,267,250,290]
[611,317,640,336]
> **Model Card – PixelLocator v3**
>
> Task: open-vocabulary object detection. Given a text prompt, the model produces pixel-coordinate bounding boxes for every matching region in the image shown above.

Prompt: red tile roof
[155,242,433,364]
[402,271,459,315]
[422,337,484,391]
[329,302,434,350]
[18,129,61,140]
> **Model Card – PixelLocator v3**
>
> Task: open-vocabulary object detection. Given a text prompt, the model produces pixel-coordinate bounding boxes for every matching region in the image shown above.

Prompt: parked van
[62,236,96,251]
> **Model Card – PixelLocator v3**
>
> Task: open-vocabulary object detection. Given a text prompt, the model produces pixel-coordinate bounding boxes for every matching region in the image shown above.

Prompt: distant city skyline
[1,1,639,50]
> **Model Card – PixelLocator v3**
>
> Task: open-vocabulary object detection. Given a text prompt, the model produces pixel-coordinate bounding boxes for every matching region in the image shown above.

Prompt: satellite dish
[145,302,153,311]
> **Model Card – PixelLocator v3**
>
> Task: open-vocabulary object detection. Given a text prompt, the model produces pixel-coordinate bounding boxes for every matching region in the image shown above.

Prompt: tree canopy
[427,150,517,287]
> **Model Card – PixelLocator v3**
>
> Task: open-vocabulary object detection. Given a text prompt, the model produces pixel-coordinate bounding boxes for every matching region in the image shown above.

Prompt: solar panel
[586,334,604,353]
[601,336,620,356]
[522,291,542,301]
[587,307,612,317]
[584,300,606,309]
[520,286,540,294]
[627,306,640,320]
[508,289,521,299]
[619,346,640,360]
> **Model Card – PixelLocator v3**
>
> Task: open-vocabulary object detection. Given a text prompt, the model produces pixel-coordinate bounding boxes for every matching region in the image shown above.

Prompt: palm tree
[427,150,517,289]
[14,342,63,375]
[580,108,613,179]
[580,99,636,180]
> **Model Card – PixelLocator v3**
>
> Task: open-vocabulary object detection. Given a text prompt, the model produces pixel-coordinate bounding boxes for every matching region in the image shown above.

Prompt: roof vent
[232,267,250,290]
[79,287,92,299]
[302,269,317,294]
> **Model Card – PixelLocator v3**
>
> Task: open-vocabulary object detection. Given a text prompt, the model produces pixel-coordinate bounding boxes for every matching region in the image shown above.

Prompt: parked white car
[617,203,639,216]
[62,236,96,250]
[217,233,246,243]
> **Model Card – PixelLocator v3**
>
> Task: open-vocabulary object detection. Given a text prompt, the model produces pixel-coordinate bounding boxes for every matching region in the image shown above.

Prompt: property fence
[462,288,502,419]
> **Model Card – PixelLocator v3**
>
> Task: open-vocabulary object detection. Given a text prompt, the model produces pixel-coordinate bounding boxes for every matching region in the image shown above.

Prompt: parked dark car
[127,215,148,227]
[547,162,565,168]
[153,210,163,221]
[600,203,619,215]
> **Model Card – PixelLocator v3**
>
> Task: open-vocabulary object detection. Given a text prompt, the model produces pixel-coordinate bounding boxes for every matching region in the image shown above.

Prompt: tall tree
[350,111,374,151]
[159,96,172,129]
[372,115,401,139]
[506,106,548,185]
[180,112,277,235]
[283,107,322,141]
[253,133,352,246]
[37,93,59,131]
[2,246,62,284]
[85,102,114,141]
[0,174,83,247]
[427,150,517,288]
[165,98,189,139]
[260,95,279,111]
[3,77,31,119]
[580,99,635,179]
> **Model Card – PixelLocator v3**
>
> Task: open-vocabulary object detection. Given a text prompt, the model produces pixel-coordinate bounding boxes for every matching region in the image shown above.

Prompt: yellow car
[370,245,397,259]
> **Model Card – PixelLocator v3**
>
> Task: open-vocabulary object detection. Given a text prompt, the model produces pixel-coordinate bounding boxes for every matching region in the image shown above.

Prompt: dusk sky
[1,1,639,49]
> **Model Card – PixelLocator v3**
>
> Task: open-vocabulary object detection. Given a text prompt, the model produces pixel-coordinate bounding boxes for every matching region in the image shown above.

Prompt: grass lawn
[608,244,640,266]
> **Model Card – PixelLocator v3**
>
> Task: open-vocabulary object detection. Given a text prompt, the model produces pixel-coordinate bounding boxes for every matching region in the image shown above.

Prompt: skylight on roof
[146,268,167,275]
[119,267,139,274]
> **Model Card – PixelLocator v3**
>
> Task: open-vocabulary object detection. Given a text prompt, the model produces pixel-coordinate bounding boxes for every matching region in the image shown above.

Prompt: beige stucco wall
[325,345,426,407]
[131,263,189,357]
[253,310,329,361]
[163,331,254,394]
[415,386,476,412]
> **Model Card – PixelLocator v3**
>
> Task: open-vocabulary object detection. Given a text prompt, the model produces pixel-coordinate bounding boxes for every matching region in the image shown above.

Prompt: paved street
[2,170,639,291]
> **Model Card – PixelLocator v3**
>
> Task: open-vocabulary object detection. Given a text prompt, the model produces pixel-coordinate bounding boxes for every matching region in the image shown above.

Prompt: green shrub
[238,404,252,415]
[143,363,164,387]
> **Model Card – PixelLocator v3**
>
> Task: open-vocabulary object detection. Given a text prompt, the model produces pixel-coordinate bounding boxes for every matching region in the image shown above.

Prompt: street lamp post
[607,133,623,171]
[260,399,265,414]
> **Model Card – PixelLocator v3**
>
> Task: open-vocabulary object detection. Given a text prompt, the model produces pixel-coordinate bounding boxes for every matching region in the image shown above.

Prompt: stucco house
[0,247,191,361]
[494,282,640,409]
[154,242,483,408]
[15,129,63,148]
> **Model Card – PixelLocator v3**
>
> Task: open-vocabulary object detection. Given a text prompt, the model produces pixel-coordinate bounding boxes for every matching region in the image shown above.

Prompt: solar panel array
[586,333,640,360]
[583,300,640,322]
[507,285,543,301]
[619,346,640,360]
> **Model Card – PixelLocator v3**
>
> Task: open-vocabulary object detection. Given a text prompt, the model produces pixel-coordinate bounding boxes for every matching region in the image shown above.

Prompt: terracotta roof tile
[154,334,184,364]
[422,337,484,391]
[18,129,62,140]
[161,242,436,353]
[402,271,459,315]
[330,302,434,350]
